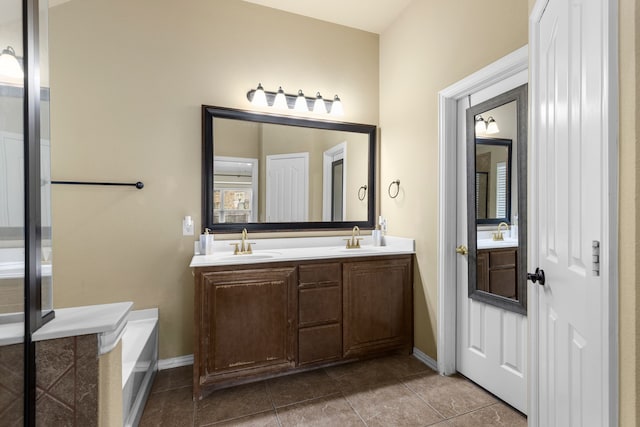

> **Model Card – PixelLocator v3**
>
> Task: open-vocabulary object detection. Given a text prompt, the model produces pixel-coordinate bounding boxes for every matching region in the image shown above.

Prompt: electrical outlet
[183,216,194,236]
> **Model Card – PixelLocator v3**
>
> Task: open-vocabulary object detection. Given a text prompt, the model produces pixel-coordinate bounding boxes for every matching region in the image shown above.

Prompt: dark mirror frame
[202,105,377,233]
[465,84,528,315]
[475,138,512,225]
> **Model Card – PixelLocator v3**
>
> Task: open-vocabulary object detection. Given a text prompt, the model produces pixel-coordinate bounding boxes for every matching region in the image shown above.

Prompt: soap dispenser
[200,228,214,255]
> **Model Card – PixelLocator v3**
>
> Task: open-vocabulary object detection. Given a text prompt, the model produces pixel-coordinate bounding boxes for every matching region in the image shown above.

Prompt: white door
[530,0,616,425]
[266,153,309,222]
[455,73,528,414]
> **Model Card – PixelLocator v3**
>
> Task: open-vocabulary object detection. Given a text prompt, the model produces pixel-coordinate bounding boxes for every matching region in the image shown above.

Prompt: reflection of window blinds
[496,162,507,217]
[475,173,480,217]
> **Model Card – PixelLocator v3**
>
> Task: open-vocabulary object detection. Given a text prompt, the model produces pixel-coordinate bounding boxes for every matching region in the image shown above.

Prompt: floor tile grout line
[264,380,284,427]
[340,390,369,426]
[398,379,449,421]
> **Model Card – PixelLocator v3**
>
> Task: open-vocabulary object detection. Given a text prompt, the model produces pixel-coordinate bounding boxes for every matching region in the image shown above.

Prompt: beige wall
[379,0,528,358]
[618,0,639,423]
[49,0,379,359]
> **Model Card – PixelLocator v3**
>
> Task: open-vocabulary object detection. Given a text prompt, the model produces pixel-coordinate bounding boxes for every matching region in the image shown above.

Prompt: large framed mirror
[202,106,376,232]
[466,84,527,314]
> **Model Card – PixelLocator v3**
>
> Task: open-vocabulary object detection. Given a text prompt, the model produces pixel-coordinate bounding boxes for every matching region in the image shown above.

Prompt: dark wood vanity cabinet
[192,255,413,399]
[194,267,297,398]
[343,258,413,358]
[477,248,518,299]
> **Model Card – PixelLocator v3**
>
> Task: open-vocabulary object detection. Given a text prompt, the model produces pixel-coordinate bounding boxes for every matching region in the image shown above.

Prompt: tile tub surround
[0,334,99,426]
[140,355,526,427]
[0,302,133,425]
[190,235,415,268]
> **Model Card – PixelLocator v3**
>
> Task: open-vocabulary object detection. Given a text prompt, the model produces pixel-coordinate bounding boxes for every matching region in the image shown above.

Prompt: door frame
[437,45,528,376]
[528,0,619,425]
[322,142,347,221]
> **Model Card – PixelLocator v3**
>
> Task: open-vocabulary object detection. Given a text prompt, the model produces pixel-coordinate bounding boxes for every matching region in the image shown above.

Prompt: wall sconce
[247,83,344,116]
[475,115,500,134]
[0,46,23,80]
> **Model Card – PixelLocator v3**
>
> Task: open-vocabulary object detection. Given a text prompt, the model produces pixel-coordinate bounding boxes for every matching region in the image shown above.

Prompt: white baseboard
[158,354,193,370]
[159,350,437,372]
[412,347,438,371]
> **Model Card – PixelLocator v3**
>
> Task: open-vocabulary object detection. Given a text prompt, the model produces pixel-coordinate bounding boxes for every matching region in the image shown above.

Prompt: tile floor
[140,355,527,427]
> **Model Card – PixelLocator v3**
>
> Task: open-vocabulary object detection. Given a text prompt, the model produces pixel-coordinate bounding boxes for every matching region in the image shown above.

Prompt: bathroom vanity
[189,236,414,399]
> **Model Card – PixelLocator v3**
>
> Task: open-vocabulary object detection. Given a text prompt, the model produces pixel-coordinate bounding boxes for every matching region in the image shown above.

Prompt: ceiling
[242,0,412,34]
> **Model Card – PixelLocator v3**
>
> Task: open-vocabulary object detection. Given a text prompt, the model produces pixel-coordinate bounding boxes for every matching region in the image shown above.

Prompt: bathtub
[121,309,158,427]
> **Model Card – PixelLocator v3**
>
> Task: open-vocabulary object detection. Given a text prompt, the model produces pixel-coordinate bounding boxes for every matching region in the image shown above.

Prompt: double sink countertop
[190,235,415,268]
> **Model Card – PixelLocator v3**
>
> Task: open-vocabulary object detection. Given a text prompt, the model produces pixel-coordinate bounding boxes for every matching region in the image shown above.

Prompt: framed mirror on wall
[466,84,528,314]
[202,106,377,232]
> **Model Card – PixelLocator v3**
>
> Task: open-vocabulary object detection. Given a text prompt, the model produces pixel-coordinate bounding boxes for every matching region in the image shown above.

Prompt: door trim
[322,142,347,221]
[437,46,528,376]
[528,0,619,425]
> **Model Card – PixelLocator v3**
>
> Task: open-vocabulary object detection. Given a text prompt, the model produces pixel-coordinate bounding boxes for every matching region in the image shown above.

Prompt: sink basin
[330,246,385,254]
[216,251,282,262]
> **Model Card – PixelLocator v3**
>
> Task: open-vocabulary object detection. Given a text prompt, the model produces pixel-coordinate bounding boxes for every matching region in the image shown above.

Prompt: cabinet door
[343,257,413,358]
[196,267,297,391]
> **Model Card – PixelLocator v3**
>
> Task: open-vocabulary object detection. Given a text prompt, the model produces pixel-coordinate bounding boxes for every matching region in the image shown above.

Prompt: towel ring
[358,185,368,201]
[388,179,400,199]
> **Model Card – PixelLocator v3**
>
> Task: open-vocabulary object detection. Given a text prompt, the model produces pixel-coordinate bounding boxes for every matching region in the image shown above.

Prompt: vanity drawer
[298,323,342,365]
[299,285,341,326]
[489,249,517,267]
[299,263,341,287]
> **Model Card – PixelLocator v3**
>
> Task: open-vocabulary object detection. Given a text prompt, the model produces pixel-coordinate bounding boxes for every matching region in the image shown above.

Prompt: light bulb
[273,86,288,109]
[475,115,487,134]
[330,95,344,116]
[294,90,308,112]
[485,117,499,134]
[313,92,327,114]
[0,46,23,81]
[251,83,268,107]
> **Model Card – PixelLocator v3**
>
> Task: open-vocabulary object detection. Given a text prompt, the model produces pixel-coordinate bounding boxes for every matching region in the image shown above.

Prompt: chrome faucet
[230,228,254,255]
[493,222,510,241]
[344,225,363,249]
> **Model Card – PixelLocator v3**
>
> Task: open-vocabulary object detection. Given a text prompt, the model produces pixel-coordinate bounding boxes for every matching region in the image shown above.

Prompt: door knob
[455,245,468,256]
[527,268,545,285]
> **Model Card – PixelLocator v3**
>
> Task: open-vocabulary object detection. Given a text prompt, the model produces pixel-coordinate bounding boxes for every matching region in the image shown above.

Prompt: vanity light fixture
[475,114,499,134]
[330,95,344,116]
[246,84,343,116]
[272,86,288,110]
[475,115,487,133]
[250,83,268,107]
[294,90,308,112]
[313,92,327,114]
[485,116,500,134]
[0,46,23,80]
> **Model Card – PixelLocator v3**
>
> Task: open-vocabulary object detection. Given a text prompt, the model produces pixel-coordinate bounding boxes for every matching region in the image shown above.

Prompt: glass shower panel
[40,0,53,317]
[0,0,25,422]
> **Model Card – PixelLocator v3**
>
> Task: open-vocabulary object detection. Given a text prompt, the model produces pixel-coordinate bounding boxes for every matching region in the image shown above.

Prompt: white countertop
[190,235,415,268]
[0,301,133,348]
[477,238,519,250]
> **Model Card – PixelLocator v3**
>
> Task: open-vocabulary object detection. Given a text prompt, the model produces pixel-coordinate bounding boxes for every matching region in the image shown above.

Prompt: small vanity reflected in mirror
[202,106,376,232]
[466,84,527,314]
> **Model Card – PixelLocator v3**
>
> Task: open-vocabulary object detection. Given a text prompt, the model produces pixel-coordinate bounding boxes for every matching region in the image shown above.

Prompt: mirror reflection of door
[331,159,344,221]
[266,152,309,222]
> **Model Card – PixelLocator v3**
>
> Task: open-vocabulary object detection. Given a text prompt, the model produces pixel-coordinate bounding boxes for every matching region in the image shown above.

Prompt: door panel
[532,0,612,424]
[266,153,309,222]
[456,73,528,413]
